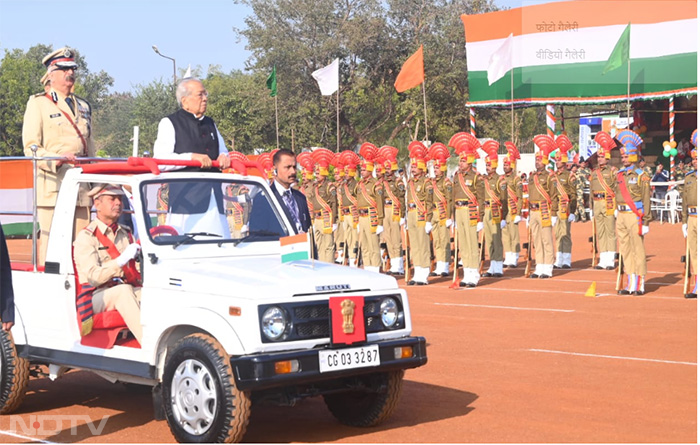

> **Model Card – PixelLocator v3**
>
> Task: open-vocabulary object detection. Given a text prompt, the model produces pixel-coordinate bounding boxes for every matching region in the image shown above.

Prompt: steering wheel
[150,225,179,237]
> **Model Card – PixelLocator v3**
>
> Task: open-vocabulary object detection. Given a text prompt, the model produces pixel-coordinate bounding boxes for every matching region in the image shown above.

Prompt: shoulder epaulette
[635,168,644,175]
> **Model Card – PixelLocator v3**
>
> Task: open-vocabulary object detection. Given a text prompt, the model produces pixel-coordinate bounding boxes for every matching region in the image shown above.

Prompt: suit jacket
[0,225,15,324]
[248,182,311,235]
[270,184,312,234]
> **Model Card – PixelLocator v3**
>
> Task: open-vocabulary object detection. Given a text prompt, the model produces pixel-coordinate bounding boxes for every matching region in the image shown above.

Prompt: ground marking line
[460,286,687,300]
[435,302,574,313]
[527,348,697,366]
[0,430,55,444]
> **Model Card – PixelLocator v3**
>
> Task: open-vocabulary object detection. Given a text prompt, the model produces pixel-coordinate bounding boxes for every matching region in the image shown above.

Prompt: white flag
[184,64,192,79]
[487,33,513,86]
[311,58,339,95]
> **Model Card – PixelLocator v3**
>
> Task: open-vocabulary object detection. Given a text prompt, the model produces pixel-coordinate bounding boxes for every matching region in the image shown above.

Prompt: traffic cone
[584,281,597,297]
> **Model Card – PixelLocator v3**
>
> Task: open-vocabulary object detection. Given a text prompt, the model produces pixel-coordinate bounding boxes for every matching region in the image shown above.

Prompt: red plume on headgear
[226,150,248,174]
[359,142,378,162]
[533,134,556,158]
[339,150,360,168]
[257,152,273,177]
[379,145,398,161]
[408,140,427,160]
[504,141,520,161]
[481,139,500,167]
[296,151,312,169]
[311,147,334,168]
[428,142,449,161]
[555,134,573,152]
[449,132,480,158]
[594,131,615,150]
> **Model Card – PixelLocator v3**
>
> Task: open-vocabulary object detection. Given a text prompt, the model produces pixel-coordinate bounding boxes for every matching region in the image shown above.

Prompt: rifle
[477,230,486,276]
[615,248,625,292]
[589,217,598,268]
[683,238,691,296]
[402,223,411,283]
[523,227,532,277]
[380,242,390,273]
[449,226,461,289]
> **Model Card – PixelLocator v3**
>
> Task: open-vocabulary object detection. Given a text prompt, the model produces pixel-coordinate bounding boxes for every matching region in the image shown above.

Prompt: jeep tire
[323,370,404,427]
[0,330,29,414]
[163,333,250,443]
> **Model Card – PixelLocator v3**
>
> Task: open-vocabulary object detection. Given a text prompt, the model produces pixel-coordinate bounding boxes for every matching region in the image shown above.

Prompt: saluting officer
[22,47,95,266]
[614,130,652,295]
[449,132,484,287]
[681,130,697,299]
[356,144,385,272]
[309,148,338,263]
[405,142,434,285]
[378,147,405,275]
[480,141,508,278]
[502,142,523,268]
[591,131,618,270]
[428,143,453,277]
[551,135,577,269]
[528,135,559,279]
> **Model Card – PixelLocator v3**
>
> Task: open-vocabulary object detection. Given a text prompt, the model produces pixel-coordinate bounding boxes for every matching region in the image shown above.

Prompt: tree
[129,80,178,155]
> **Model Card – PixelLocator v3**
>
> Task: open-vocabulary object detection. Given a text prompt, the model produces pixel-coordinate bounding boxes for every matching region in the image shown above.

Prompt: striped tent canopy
[461,0,697,107]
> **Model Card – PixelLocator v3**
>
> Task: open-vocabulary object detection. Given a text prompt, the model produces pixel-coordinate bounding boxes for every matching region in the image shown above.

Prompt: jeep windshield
[141,178,291,246]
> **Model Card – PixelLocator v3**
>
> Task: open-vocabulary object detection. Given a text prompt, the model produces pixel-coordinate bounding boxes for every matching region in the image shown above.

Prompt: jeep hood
[154,257,399,298]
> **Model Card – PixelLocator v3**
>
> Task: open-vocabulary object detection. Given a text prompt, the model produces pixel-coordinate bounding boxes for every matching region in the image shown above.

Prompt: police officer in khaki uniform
[529,135,559,279]
[614,130,652,295]
[449,133,484,287]
[551,135,577,269]
[379,149,405,275]
[405,142,434,285]
[337,152,360,266]
[681,130,697,298]
[428,144,453,277]
[355,149,384,272]
[309,148,337,263]
[73,184,142,344]
[22,47,95,266]
[480,141,508,278]
[333,162,346,263]
[502,142,523,268]
[591,131,618,269]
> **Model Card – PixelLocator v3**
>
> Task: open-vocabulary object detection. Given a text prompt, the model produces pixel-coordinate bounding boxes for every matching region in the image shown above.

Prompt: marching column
[405,141,433,285]
[502,142,523,268]
[428,143,453,277]
[379,146,405,275]
[357,143,385,272]
[480,140,507,278]
[310,148,337,263]
[552,135,577,269]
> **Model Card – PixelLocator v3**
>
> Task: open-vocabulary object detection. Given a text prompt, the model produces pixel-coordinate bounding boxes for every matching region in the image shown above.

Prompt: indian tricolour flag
[280,232,311,263]
[0,160,34,237]
[462,0,697,107]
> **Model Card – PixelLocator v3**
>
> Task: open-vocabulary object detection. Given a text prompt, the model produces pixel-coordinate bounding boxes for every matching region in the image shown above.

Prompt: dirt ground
[1,220,696,443]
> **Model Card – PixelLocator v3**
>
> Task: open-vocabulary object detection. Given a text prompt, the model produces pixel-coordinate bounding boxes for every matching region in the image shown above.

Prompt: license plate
[318,345,380,373]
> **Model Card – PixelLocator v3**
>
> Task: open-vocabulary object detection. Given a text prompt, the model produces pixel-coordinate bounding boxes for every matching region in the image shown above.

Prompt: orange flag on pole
[394,45,424,93]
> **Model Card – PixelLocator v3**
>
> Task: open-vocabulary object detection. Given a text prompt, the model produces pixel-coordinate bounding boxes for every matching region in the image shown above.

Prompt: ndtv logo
[9,415,110,436]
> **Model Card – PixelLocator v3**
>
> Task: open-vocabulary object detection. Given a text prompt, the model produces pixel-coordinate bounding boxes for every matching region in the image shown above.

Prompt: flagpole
[336,88,340,152]
[626,57,631,128]
[421,81,429,141]
[510,67,514,141]
[275,95,280,150]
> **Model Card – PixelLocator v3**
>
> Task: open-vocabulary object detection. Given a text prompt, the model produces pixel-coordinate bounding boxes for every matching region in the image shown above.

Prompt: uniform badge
[629,177,637,185]
[466,180,472,186]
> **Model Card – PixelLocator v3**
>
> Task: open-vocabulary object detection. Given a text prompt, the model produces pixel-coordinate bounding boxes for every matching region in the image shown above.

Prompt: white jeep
[1,158,427,443]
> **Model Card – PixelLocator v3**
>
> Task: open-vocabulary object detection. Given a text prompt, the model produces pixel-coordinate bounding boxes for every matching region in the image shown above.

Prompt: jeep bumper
[230,336,427,391]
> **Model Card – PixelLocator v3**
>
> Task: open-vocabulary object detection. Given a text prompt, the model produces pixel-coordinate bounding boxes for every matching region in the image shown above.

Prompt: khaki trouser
[503,217,520,253]
[430,212,450,263]
[341,213,357,260]
[530,210,554,265]
[382,210,402,258]
[593,199,617,252]
[407,210,430,268]
[616,211,646,275]
[313,218,335,263]
[689,216,697,276]
[483,206,504,261]
[38,206,90,266]
[455,207,479,269]
[93,284,142,344]
[554,215,572,254]
[358,216,381,267]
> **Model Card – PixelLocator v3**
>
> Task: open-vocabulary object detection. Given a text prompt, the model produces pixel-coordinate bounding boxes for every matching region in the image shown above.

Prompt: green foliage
[129,80,179,155]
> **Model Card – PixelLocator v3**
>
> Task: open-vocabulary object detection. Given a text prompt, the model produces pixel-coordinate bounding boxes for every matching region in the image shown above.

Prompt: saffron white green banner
[461,0,697,107]
[280,232,311,263]
[0,160,33,236]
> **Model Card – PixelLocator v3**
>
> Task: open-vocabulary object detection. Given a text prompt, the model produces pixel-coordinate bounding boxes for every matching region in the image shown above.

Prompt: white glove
[476,221,484,232]
[682,223,688,238]
[614,210,619,218]
[400,217,405,227]
[641,225,649,236]
[551,216,558,226]
[376,225,384,235]
[445,218,453,228]
[500,219,506,229]
[357,225,361,234]
[425,221,433,233]
[567,214,575,223]
[240,224,249,235]
[332,223,338,232]
[116,243,141,267]
[514,215,522,224]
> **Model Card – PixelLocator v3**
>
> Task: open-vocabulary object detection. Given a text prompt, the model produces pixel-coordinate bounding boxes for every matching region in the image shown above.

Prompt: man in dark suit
[0,224,15,331]
[249,149,311,235]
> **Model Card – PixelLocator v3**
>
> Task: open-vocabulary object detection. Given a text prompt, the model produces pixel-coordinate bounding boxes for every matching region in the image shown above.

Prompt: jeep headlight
[261,306,288,341]
[379,297,399,328]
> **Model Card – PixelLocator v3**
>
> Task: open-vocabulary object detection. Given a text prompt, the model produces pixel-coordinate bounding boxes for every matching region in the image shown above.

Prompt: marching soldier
[296,151,316,220]
[309,148,338,263]
[591,131,618,269]
[681,130,697,298]
[502,142,523,268]
[22,47,95,265]
[405,141,434,285]
[332,154,346,263]
[552,135,577,269]
[356,143,385,272]
[614,130,651,295]
[428,143,453,277]
[379,146,405,275]
[337,151,360,266]
[449,132,484,287]
[480,140,507,278]
[529,135,559,279]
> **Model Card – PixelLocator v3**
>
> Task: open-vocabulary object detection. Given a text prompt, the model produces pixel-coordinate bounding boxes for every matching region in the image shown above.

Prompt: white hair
[175,78,202,107]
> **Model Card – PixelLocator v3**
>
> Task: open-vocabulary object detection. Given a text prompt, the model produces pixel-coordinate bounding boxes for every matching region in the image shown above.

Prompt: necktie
[283,190,301,231]
[109,223,119,235]
[66,97,75,115]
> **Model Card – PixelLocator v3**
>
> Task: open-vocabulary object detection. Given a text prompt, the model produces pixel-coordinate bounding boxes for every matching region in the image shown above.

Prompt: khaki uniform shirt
[382,176,406,218]
[614,166,652,225]
[407,175,434,221]
[504,171,523,218]
[22,89,94,207]
[310,179,337,220]
[453,168,484,219]
[681,170,697,224]
[74,219,132,287]
[528,170,559,214]
[553,169,577,215]
[590,165,617,194]
[431,176,453,221]
[355,177,385,221]
[340,177,358,207]
[482,173,508,221]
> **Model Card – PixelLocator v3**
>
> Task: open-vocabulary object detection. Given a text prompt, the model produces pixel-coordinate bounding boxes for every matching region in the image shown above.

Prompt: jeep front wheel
[163,334,250,443]
[323,370,404,427]
[0,330,29,414]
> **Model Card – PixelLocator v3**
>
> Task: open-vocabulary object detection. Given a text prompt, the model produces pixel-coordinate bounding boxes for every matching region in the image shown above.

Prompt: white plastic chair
[665,190,681,224]
[650,196,668,223]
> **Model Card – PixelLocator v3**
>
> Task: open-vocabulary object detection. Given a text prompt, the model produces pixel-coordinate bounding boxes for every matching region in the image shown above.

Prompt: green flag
[602,23,630,75]
[266,65,277,97]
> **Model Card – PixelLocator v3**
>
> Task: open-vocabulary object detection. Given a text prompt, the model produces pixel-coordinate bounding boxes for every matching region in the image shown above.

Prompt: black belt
[313,210,325,218]
[455,200,472,207]
[617,204,633,212]
[341,207,352,215]
[384,199,393,205]
[530,203,542,210]
[592,192,606,199]
[688,206,697,215]
[359,208,370,216]
[408,203,417,209]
